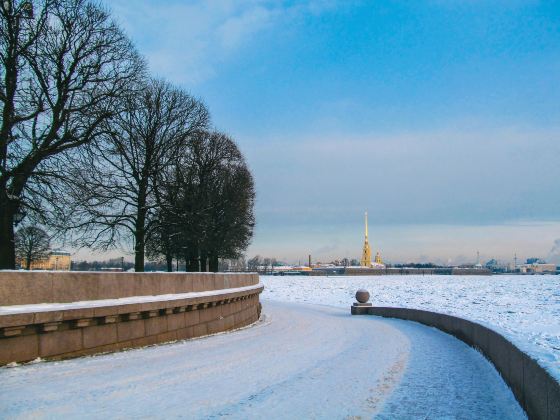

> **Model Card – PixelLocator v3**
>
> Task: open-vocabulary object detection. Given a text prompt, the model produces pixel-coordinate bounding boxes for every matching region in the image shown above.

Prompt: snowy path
[0,301,524,419]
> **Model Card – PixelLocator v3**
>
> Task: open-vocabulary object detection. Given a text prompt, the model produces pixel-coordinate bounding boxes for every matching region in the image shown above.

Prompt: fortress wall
[343,267,492,276]
[0,272,262,365]
[352,305,559,420]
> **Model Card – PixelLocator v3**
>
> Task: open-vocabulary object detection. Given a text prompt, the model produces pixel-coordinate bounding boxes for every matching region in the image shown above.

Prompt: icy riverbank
[261,275,560,381]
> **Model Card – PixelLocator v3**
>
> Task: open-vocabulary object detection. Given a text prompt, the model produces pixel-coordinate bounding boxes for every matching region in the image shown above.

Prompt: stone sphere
[355,289,370,303]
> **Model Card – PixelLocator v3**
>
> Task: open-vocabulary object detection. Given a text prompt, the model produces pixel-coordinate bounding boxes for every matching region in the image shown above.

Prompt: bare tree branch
[0,0,145,268]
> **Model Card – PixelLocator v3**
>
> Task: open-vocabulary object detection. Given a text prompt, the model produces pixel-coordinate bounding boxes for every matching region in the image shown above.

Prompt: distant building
[360,212,372,267]
[526,257,545,265]
[484,259,508,273]
[360,212,385,268]
[519,261,556,274]
[23,250,72,271]
[485,259,498,269]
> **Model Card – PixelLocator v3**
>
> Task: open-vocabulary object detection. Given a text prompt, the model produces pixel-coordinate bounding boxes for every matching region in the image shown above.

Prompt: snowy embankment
[261,275,560,381]
[0,301,524,418]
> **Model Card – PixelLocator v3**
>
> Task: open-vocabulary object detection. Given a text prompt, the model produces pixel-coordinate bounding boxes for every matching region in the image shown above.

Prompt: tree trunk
[134,232,145,272]
[186,251,198,272]
[209,255,219,273]
[187,258,198,272]
[0,31,19,270]
[134,188,147,272]
[200,251,208,272]
[0,202,16,269]
[134,214,146,272]
[166,254,173,272]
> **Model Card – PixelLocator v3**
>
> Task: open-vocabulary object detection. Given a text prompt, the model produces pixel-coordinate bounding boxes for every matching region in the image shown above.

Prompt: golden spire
[360,212,371,267]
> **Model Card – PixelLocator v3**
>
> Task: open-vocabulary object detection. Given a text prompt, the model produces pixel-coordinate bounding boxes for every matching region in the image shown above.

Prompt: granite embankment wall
[352,305,559,420]
[0,272,263,365]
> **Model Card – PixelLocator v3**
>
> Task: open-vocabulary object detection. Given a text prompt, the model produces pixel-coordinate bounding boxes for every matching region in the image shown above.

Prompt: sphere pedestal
[351,289,372,315]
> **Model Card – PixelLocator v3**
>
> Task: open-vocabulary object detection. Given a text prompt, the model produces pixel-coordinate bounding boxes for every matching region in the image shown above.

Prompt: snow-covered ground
[0,301,524,418]
[261,274,560,381]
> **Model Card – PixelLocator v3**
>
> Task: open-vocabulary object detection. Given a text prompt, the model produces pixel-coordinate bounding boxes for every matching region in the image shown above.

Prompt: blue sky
[102,0,560,265]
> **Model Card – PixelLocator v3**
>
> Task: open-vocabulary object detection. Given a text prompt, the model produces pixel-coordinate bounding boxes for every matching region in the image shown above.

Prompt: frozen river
[0,300,524,419]
[262,274,560,381]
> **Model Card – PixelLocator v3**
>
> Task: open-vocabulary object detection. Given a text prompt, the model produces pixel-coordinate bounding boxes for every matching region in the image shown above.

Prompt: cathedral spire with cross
[360,212,372,267]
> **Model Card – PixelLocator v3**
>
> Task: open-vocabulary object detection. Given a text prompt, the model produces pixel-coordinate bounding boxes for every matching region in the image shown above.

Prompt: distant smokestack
[308,254,311,267]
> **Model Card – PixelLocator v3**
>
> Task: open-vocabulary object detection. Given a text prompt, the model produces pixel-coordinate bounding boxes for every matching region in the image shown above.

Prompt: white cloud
[107,0,345,86]
[217,6,276,50]
[242,121,560,229]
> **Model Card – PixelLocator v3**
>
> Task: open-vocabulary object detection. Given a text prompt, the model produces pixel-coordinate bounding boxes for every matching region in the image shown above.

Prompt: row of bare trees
[147,131,255,272]
[1,0,255,271]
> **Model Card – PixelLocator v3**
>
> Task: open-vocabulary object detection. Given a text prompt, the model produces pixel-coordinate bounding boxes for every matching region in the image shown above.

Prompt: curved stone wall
[0,271,258,305]
[352,305,559,420]
[0,272,262,365]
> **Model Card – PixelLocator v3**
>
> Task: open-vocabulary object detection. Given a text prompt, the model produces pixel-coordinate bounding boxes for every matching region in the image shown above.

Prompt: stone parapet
[352,305,559,420]
[0,272,262,365]
[0,271,258,305]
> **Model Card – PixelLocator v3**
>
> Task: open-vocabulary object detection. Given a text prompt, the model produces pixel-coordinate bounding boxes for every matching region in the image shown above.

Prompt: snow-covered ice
[0,301,524,419]
[261,274,560,381]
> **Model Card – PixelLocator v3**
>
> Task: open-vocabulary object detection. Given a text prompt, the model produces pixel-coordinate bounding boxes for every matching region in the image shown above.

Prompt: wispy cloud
[244,121,560,227]
[108,0,345,85]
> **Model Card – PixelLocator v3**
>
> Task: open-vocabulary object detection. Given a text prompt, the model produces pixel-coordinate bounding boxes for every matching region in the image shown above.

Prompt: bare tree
[15,224,49,269]
[151,130,255,272]
[152,154,202,272]
[247,255,262,272]
[145,204,179,272]
[0,0,144,268]
[65,79,209,271]
[205,160,255,272]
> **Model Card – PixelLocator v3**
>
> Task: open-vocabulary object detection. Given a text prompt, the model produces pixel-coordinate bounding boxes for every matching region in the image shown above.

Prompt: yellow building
[519,263,556,274]
[360,212,384,268]
[22,250,72,271]
[360,212,372,267]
